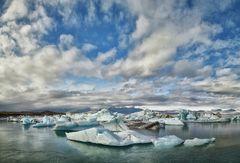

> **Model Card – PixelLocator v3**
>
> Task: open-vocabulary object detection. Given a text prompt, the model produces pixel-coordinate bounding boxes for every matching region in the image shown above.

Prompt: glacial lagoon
[1,121,240,163]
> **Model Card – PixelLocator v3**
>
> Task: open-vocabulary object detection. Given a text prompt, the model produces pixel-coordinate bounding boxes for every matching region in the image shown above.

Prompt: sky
[0,0,240,111]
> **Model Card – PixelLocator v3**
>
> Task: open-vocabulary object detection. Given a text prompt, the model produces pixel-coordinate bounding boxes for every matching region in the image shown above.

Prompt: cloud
[96,48,117,63]
[0,0,239,111]
[59,34,74,50]
[0,3,53,56]
[173,60,212,78]
[131,15,150,40]
[1,0,28,21]
[81,43,97,53]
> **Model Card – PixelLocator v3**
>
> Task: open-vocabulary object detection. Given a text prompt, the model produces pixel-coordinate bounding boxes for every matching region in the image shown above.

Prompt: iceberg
[184,137,216,147]
[96,109,115,122]
[162,118,184,126]
[152,135,184,148]
[231,115,240,121]
[178,109,189,120]
[100,119,128,132]
[149,118,184,126]
[66,128,154,146]
[53,121,79,130]
[77,119,98,127]
[21,117,36,125]
[32,116,55,128]
[57,115,70,123]
[125,109,155,121]
[32,123,55,128]
[186,113,197,120]
[54,113,99,130]
[178,110,230,123]
[7,117,19,122]
[127,121,162,131]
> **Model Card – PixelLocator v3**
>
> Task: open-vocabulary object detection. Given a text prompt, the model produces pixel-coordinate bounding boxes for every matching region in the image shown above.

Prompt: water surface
[1,121,240,163]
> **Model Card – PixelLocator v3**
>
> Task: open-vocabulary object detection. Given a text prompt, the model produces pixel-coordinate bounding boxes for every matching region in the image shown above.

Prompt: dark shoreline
[0,111,65,117]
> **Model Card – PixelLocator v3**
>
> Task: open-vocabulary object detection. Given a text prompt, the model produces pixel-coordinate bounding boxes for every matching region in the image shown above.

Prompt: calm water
[1,121,240,163]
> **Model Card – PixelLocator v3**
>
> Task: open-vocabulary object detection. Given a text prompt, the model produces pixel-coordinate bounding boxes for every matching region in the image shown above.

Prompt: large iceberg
[152,135,184,148]
[125,109,156,121]
[96,109,116,122]
[66,128,154,146]
[184,137,216,147]
[53,114,98,130]
[100,120,128,132]
[178,110,229,123]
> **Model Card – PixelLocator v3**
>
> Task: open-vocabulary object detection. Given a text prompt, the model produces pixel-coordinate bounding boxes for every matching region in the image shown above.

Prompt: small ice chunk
[152,135,184,148]
[184,137,216,147]
[149,118,184,126]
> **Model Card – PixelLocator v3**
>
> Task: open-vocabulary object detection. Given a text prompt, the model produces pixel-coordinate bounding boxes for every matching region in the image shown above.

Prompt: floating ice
[77,120,98,127]
[100,118,128,132]
[152,135,184,148]
[57,115,70,123]
[21,117,35,125]
[96,109,115,122]
[149,118,184,126]
[186,113,197,120]
[32,116,55,128]
[32,123,55,128]
[66,128,154,146]
[184,137,216,147]
[53,121,78,130]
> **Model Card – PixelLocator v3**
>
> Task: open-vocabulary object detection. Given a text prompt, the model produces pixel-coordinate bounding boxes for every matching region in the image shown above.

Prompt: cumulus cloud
[1,0,28,21]
[0,0,239,111]
[0,2,53,56]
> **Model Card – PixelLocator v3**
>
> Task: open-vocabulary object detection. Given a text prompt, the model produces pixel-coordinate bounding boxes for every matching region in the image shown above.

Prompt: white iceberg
[32,116,55,128]
[125,109,155,121]
[21,117,36,125]
[184,137,216,147]
[162,118,184,126]
[78,119,98,127]
[57,115,70,123]
[152,135,184,148]
[66,128,154,146]
[149,118,184,126]
[186,113,197,120]
[8,117,19,122]
[32,123,55,128]
[96,109,115,122]
[53,121,79,130]
[100,118,128,132]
